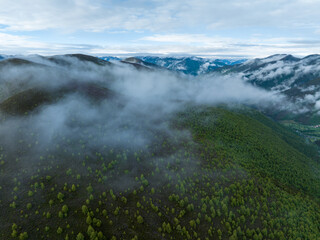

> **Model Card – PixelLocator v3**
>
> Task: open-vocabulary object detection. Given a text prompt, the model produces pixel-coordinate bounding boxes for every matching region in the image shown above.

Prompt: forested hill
[0,54,319,239]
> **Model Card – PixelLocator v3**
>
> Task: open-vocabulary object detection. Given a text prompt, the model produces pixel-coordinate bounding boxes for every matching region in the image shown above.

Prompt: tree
[57,192,64,202]
[82,205,88,215]
[86,215,92,225]
[76,233,84,240]
[62,205,69,214]
[19,232,28,240]
[57,227,63,234]
[137,216,144,224]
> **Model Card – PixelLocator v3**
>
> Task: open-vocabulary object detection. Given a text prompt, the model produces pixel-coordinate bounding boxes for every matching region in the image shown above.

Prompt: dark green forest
[1,105,320,240]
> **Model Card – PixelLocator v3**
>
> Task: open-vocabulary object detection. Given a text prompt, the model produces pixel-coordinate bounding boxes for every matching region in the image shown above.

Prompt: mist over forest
[0,54,285,163]
[1,54,320,240]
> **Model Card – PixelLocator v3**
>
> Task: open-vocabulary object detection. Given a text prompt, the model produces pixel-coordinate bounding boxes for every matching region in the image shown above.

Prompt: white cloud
[0,32,105,55]
[141,34,219,44]
[137,34,320,57]
[1,0,320,32]
[1,30,320,57]
[1,0,320,56]
[0,33,50,54]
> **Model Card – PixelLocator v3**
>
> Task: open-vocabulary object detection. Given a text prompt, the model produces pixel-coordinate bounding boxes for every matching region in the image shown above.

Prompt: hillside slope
[1,104,319,240]
[177,106,320,198]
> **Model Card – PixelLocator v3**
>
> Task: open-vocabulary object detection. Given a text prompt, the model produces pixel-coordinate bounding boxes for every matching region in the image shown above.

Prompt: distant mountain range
[209,54,320,123]
[99,54,320,100]
[136,56,246,75]
[3,53,320,103]
[99,56,246,75]
[99,56,122,62]
[0,54,17,61]
[212,54,320,96]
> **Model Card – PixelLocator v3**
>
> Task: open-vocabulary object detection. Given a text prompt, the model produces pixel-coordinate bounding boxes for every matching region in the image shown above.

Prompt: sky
[0,0,320,58]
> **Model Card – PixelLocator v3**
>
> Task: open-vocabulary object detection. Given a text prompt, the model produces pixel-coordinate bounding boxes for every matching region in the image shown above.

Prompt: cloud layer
[1,1,320,57]
[1,0,320,32]
[0,56,289,184]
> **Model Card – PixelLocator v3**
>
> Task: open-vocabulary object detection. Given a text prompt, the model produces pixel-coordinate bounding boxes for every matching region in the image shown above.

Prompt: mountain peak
[123,57,143,64]
[280,54,300,62]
